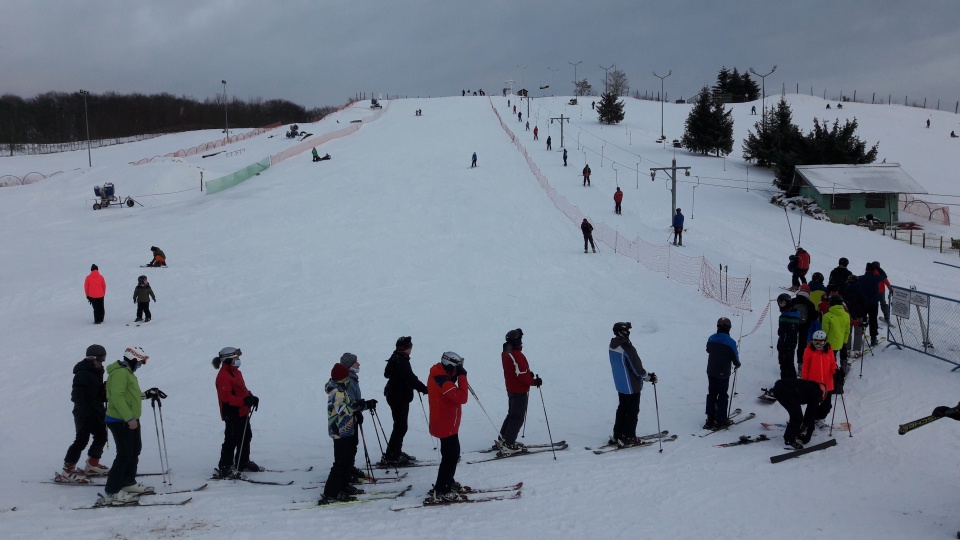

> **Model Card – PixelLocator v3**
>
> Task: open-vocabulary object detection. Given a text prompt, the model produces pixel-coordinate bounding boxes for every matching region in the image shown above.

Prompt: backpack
[787,255,798,273]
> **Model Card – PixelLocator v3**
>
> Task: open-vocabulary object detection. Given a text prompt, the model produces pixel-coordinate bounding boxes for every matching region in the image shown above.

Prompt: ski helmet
[440,351,464,368]
[395,336,412,350]
[123,346,148,364]
[505,328,523,345]
[85,344,107,359]
[811,330,828,350]
[218,347,241,360]
[138,275,147,282]
[829,294,844,306]
[839,257,849,267]
[613,322,632,337]
[812,272,824,282]
[716,317,732,332]
[776,293,792,308]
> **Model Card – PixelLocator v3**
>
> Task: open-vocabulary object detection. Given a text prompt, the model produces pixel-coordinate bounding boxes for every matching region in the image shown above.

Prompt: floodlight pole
[547,67,559,96]
[78,90,92,167]
[653,70,672,140]
[650,158,691,224]
[517,64,527,95]
[222,80,230,140]
[599,63,614,93]
[749,66,777,134]
[568,60,582,95]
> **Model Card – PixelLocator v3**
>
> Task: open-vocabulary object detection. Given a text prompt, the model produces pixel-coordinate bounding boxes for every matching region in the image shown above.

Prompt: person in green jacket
[821,295,852,375]
[132,275,156,323]
[99,346,160,506]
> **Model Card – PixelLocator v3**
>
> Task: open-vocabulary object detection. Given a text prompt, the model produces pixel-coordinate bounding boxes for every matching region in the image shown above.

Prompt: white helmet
[440,351,464,368]
[812,330,827,341]
[123,346,149,364]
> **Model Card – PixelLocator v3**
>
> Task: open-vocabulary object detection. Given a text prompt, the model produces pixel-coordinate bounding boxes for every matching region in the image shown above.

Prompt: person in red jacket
[789,247,810,291]
[496,329,542,455]
[613,187,623,215]
[427,351,469,503]
[84,264,107,324]
[212,347,260,478]
[800,330,837,442]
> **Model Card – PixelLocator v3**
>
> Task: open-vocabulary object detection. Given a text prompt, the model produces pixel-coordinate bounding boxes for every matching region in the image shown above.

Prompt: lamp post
[221,80,229,139]
[749,65,777,133]
[653,70,671,140]
[599,63,614,93]
[547,67,559,96]
[568,60,582,95]
[517,64,527,95]
[78,90,92,167]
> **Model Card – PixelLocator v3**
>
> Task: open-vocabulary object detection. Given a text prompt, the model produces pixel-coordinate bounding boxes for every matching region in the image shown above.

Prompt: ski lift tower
[505,79,516,96]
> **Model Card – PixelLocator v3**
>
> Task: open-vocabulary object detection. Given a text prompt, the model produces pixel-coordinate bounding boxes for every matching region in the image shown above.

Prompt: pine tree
[596,91,625,124]
[742,95,803,168]
[682,86,733,156]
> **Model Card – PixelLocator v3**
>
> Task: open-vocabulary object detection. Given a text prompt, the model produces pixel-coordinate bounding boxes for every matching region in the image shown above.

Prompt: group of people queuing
[83,248,163,325]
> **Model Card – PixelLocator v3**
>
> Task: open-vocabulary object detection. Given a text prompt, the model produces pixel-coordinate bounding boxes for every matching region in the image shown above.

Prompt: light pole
[568,60,582,95]
[653,70,672,140]
[517,65,527,95]
[78,90,92,167]
[221,80,229,139]
[599,63,614,93]
[547,67,559,96]
[749,65,777,133]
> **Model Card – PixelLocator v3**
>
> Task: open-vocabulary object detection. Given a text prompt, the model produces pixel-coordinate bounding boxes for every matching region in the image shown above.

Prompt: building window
[830,194,851,210]
[865,193,886,209]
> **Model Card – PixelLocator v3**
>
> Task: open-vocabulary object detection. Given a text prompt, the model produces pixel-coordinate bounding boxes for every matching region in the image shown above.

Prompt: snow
[1,94,959,539]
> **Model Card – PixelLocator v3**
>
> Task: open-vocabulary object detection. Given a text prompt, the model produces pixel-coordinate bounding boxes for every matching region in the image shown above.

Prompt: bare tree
[607,70,629,96]
[574,79,593,97]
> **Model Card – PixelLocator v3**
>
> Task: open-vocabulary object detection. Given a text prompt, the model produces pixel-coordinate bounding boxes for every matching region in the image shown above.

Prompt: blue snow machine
[92,182,134,210]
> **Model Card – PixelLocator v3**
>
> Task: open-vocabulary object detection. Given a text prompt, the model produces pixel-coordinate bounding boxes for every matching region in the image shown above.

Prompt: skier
[132,275,156,323]
[771,377,827,450]
[704,317,740,430]
[843,275,867,357]
[381,336,427,466]
[427,351,469,503]
[533,126,539,140]
[471,152,477,168]
[518,111,522,122]
[213,347,260,478]
[872,261,893,324]
[525,121,530,131]
[613,187,623,214]
[581,218,596,253]
[99,346,156,506]
[146,246,166,267]
[672,208,684,246]
[821,294,851,372]
[340,352,375,483]
[828,257,852,288]
[808,272,827,306]
[858,262,884,347]
[563,148,567,166]
[792,285,818,372]
[312,147,320,162]
[546,135,552,151]
[789,247,810,291]
[84,264,106,324]
[582,163,591,186]
[495,329,542,455]
[319,363,361,504]
[58,344,110,483]
[800,330,838,437]
[776,293,801,379]
[608,322,657,446]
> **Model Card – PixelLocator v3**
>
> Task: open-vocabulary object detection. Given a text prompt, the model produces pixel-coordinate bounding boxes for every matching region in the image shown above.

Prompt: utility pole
[568,60,582,95]
[221,80,230,139]
[550,114,570,148]
[599,63,614,93]
[650,158,691,223]
[78,90,92,167]
[653,70,671,140]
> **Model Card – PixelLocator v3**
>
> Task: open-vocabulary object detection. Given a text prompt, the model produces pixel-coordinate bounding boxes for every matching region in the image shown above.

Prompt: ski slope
[1,94,959,539]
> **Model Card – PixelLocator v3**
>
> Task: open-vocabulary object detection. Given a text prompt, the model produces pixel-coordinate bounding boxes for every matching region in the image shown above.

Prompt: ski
[391,490,521,511]
[210,469,292,485]
[458,482,523,494]
[698,412,755,437]
[714,434,770,448]
[466,444,568,464]
[261,465,313,473]
[149,484,207,496]
[761,422,851,432]
[770,438,837,464]
[477,440,567,454]
[373,460,437,469]
[304,472,408,489]
[138,470,172,477]
[75,496,192,510]
[592,434,678,454]
[585,430,670,451]
[287,485,413,510]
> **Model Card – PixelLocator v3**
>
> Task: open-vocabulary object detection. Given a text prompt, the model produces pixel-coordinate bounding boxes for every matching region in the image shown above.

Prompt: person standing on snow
[339,353,376,483]
[776,293,801,379]
[872,261,893,324]
[789,247,810,291]
[792,285,817,372]
[471,152,477,168]
[546,135,552,151]
[608,322,657,446]
[843,275,868,356]
[800,330,838,437]
[563,148,568,166]
[771,377,827,450]
[84,264,106,324]
[58,344,110,483]
[533,126,539,140]
[858,262,884,347]
[312,147,320,162]
[381,336,427,466]
[496,329,542,455]
[132,275,156,323]
[319,363,361,504]
[613,187,623,214]
[672,208,685,246]
[704,317,740,430]
[581,218,596,253]
[828,257,852,288]
[821,294,851,373]
[213,347,260,478]
[427,352,469,503]
[582,163,591,186]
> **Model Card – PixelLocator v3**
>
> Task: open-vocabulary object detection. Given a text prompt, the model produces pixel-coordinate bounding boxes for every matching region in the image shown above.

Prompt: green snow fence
[205,157,271,195]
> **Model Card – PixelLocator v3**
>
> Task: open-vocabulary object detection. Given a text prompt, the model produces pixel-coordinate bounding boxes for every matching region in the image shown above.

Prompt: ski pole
[651,375,663,453]
[235,409,254,477]
[521,406,527,439]
[150,399,168,485]
[154,395,171,485]
[467,385,503,438]
[829,392,839,437]
[839,394,853,438]
[418,393,437,451]
[727,368,739,420]
[538,387,557,460]
[357,421,375,480]
[370,409,398,474]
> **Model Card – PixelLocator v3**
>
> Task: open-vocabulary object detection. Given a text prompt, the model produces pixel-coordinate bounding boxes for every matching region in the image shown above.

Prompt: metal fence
[887,285,960,371]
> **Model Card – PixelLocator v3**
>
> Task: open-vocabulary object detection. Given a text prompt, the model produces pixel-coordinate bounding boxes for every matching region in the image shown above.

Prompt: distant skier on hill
[146,246,166,267]
[613,187,623,214]
[84,264,106,324]
[132,275,156,323]
[546,136,552,151]
[582,163,590,186]
[672,208,684,246]
[471,152,477,168]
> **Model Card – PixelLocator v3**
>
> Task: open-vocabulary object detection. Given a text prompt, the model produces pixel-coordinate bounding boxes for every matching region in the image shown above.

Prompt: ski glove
[364,399,378,411]
[144,387,167,400]
[932,406,950,418]
[533,376,543,388]
[456,365,467,377]
[644,372,658,384]
[243,395,260,410]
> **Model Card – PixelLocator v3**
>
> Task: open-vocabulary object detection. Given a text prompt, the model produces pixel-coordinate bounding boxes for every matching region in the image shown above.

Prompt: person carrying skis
[821,294,851,372]
[672,208,684,246]
[428,351,469,503]
[382,336,427,466]
[704,317,740,430]
[800,330,837,441]
[99,346,157,506]
[320,363,361,504]
[213,347,260,478]
[132,275,156,323]
[789,247,810,291]
[58,344,110,483]
[608,322,657,446]
[84,264,106,324]
[771,377,827,450]
[582,163,591,186]
[613,187,623,214]
[776,293,801,379]
[581,218,596,253]
[146,246,166,267]
[828,257,852,288]
[495,329,542,455]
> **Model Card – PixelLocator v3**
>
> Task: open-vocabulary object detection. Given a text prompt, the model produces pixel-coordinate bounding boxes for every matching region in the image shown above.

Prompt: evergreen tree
[682,86,733,156]
[713,67,731,98]
[742,95,804,168]
[596,91,625,124]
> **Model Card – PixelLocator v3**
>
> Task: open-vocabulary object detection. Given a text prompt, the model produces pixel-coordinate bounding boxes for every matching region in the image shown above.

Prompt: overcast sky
[4,1,960,111]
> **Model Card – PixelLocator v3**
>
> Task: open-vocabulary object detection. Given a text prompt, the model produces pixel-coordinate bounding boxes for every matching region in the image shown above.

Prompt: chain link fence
[888,285,960,371]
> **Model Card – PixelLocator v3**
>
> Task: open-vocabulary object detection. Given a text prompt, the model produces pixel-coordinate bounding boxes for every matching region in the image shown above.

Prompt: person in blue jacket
[471,152,477,168]
[857,262,884,347]
[704,317,741,430]
[672,208,685,246]
[608,322,657,446]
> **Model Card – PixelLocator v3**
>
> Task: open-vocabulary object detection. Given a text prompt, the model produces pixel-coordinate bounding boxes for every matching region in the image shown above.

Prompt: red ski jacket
[428,363,468,439]
[796,249,810,271]
[801,345,837,392]
[84,270,106,298]
[501,345,536,394]
[613,190,623,203]
[216,364,253,420]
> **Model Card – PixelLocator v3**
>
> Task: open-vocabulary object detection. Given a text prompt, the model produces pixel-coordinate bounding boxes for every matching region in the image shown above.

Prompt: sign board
[891,288,911,319]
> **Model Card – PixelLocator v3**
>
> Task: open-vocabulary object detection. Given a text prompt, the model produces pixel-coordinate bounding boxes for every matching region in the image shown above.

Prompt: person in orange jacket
[800,330,838,442]
[427,351,468,503]
[613,187,623,214]
[84,264,107,324]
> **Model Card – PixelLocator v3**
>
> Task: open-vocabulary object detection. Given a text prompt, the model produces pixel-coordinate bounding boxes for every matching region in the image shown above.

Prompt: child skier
[146,246,166,267]
[320,363,361,504]
[132,275,156,322]
[213,347,260,478]
[58,344,110,483]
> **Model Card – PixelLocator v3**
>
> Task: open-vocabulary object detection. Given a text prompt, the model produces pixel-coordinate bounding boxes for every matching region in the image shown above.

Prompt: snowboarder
[533,126,539,140]
[496,329,541,455]
[800,330,838,433]
[613,187,623,214]
[319,363,361,504]
[582,163,591,186]
[340,352,375,483]
[59,344,110,484]
[672,208,684,246]
[84,264,106,324]
[608,322,657,446]
[704,317,740,430]
[546,136,552,150]
[427,351,469,502]
[581,218,596,253]
[471,152,477,168]
[789,247,810,290]
[821,294,851,372]
[828,257,852,288]
[771,377,827,450]
[563,148,567,166]
[213,347,260,478]
[776,293,801,379]
[146,246,166,267]
[99,346,154,506]
[132,275,156,323]
[382,336,427,466]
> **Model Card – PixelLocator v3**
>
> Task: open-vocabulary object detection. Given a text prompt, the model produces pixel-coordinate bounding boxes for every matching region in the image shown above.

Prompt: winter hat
[339,352,358,368]
[396,336,412,350]
[90,264,98,271]
[331,363,350,381]
[798,285,811,293]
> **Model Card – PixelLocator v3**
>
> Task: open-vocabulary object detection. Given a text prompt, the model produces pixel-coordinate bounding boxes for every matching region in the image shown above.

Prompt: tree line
[0,91,335,147]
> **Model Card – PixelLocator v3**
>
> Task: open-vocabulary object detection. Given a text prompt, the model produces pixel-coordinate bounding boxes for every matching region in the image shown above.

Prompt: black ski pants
[65,410,108,465]
[705,376,731,422]
[499,392,529,445]
[613,391,641,440]
[136,302,152,320]
[435,434,460,494]
[583,234,596,252]
[864,302,880,341]
[105,421,141,494]
[777,343,798,379]
[219,414,253,471]
[385,398,410,459]
[772,379,822,445]
[90,297,105,324]
[323,437,354,499]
